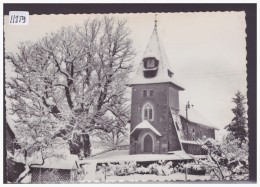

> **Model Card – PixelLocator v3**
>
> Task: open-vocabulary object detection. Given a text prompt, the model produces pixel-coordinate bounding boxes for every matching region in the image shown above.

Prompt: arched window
[142,103,154,121]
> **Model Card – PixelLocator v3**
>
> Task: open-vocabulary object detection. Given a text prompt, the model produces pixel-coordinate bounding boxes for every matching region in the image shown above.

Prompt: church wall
[130,83,184,154]
[130,83,171,154]
[130,83,169,135]
[168,84,180,109]
[182,143,208,155]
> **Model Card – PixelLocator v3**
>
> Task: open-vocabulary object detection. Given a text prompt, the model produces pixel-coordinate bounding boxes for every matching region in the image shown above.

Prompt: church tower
[129,18,185,155]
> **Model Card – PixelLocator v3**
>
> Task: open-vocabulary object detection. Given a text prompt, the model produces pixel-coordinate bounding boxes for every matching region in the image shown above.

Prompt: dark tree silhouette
[225,91,248,147]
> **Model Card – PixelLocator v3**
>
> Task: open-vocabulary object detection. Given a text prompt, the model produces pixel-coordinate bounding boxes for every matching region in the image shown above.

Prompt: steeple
[154,14,158,28]
[129,16,184,90]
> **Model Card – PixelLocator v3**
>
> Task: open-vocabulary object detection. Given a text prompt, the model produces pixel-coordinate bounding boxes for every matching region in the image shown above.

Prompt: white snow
[91,148,106,155]
[83,173,211,182]
[180,140,201,145]
[130,120,162,137]
[80,161,98,181]
[190,155,208,159]
[6,116,17,135]
[30,148,78,170]
[179,108,219,130]
[180,138,219,148]
[128,25,184,90]
[90,150,129,159]
[21,174,32,183]
[79,150,192,164]
[203,138,219,146]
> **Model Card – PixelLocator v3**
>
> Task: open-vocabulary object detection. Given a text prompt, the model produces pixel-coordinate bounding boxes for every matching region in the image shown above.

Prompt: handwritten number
[10,15,27,24]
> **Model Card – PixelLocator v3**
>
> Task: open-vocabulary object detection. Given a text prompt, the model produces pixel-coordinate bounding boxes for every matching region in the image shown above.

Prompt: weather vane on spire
[154,14,158,28]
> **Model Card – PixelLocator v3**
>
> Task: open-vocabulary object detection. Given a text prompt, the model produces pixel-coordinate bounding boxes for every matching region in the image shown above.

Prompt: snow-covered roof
[180,138,219,148]
[79,150,192,164]
[190,155,208,159]
[203,138,219,146]
[6,115,17,136]
[90,150,129,160]
[167,150,192,159]
[179,109,219,130]
[128,24,184,90]
[180,140,201,145]
[130,120,162,137]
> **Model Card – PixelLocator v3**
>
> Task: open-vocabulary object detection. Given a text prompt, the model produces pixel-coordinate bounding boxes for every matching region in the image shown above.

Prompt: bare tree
[187,138,249,180]
[5,16,135,180]
[94,124,129,151]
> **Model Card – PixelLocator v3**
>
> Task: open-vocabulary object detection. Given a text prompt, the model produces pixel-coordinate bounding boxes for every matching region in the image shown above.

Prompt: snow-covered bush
[97,160,206,178]
[174,163,185,173]
[107,161,137,176]
[175,162,207,176]
[136,165,150,174]
[183,163,206,175]
[147,160,174,176]
[195,135,249,180]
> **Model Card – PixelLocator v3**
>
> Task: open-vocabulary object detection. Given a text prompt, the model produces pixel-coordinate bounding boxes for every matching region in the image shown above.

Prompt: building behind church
[128,19,218,155]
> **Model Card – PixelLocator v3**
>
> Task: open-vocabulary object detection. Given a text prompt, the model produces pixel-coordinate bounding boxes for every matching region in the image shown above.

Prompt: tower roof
[128,19,184,90]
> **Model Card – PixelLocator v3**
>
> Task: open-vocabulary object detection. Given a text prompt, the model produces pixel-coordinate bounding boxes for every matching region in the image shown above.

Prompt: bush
[97,160,208,177]
[147,160,174,176]
[136,165,150,174]
[183,163,206,175]
[107,161,137,176]
[174,163,185,173]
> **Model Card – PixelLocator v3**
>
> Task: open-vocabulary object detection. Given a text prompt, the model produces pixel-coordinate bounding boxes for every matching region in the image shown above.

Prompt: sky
[4,12,247,135]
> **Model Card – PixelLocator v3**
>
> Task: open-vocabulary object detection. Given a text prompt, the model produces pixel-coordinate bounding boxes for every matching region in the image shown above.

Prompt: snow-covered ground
[107,173,211,182]
[82,173,211,182]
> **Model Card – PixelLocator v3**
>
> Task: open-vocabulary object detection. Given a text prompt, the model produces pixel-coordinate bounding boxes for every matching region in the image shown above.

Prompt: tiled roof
[180,109,219,130]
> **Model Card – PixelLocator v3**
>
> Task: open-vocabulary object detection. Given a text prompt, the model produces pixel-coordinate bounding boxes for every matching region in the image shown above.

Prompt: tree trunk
[16,165,30,183]
[69,133,91,159]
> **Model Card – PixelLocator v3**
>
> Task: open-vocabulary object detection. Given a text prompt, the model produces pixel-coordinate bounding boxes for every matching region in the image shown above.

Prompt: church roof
[128,22,184,90]
[130,120,162,137]
[179,109,219,130]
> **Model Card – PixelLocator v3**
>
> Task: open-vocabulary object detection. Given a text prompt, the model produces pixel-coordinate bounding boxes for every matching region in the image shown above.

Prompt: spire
[154,14,158,28]
[142,15,172,75]
[128,16,184,90]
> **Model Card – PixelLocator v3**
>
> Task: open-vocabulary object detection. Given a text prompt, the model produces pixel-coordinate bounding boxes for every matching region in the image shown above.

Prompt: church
[128,19,218,155]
